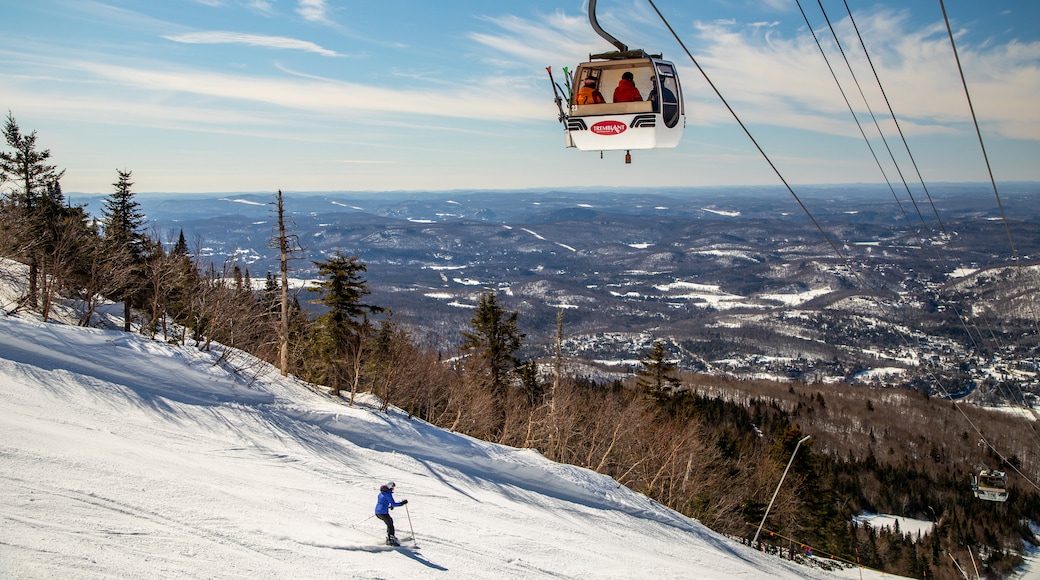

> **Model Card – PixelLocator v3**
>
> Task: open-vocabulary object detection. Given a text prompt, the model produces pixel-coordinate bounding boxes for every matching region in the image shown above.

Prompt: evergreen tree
[516,359,543,406]
[152,231,200,342]
[636,340,681,403]
[311,253,381,327]
[102,170,146,253]
[306,253,382,395]
[172,228,189,257]
[232,265,244,293]
[44,178,64,207]
[36,180,93,321]
[101,169,147,331]
[460,290,525,400]
[262,271,279,314]
[0,112,65,307]
[365,312,416,411]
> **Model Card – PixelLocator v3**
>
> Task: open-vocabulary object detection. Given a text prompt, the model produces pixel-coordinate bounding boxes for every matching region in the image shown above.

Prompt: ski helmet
[386,481,396,490]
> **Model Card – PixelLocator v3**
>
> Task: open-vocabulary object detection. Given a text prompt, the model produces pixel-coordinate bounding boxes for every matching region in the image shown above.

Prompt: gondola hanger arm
[588,0,628,53]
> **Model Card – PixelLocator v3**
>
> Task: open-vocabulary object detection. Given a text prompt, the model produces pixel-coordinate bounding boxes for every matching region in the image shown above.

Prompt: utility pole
[753,434,811,547]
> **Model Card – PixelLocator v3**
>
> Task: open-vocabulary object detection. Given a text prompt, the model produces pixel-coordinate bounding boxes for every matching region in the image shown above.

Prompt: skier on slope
[374,481,408,546]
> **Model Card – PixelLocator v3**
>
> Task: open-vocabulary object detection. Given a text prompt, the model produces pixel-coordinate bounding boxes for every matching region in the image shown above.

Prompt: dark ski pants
[376,513,395,537]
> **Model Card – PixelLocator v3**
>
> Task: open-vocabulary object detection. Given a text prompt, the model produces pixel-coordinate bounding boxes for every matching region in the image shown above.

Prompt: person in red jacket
[612,71,642,103]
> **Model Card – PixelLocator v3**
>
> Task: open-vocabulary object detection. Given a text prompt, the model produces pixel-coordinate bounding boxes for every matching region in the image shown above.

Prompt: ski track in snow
[0,315,899,579]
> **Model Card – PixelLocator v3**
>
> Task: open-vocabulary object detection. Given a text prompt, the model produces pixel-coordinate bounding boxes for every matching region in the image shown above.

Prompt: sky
[2,0,1039,194]
[0,260,923,580]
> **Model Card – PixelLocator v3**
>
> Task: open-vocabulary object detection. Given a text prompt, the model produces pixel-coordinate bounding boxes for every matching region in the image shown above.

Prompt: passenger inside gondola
[649,76,679,126]
[576,78,605,105]
[613,71,642,103]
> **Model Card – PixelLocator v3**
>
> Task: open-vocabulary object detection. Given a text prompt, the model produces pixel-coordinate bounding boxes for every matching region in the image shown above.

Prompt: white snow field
[0,314,895,579]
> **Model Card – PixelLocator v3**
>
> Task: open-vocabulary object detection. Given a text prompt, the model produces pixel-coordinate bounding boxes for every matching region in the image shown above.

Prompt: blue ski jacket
[375,485,404,515]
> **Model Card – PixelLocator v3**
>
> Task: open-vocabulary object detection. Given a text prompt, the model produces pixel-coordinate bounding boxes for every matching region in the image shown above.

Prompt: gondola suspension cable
[647,0,958,409]
[833,0,1040,480]
[939,0,1040,434]
[939,0,1015,261]
[847,0,1040,427]
[827,0,1040,478]
[797,0,1005,390]
[832,7,1040,459]
[646,0,1040,491]
[646,0,950,371]
[842,0,950,240]
[807,0,1034,450]
[805,0,936,242]
[939,0,1040,341]
[643,0,852,273]
[645,0,969,365]
[811,16,1025,401]
[793,1,923,258]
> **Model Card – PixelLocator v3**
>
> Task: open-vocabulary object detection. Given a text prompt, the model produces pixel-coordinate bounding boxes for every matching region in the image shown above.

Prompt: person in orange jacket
[575,78,605,105]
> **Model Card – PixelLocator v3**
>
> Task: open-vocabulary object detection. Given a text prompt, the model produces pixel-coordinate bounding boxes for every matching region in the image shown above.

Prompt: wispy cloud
[164,31,340,57]
[296,0,329,23]
[682,9,1040,140]
[759,0,793,12]
[245,1,277,17]
[61,58,546,122]
[469,11,596,66]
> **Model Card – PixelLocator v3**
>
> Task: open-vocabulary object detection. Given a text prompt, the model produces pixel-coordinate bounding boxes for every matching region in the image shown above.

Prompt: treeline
[3,112,1037,580]
[694,376,1040,578]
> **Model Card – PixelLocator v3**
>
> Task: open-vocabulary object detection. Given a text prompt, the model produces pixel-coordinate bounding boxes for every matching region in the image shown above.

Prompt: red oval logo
[590,120,627,135]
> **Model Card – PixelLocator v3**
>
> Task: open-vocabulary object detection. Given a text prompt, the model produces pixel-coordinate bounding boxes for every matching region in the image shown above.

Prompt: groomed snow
[0,313,903,579]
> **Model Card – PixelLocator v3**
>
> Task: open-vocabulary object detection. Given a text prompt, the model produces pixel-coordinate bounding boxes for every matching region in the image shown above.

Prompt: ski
[382,535,419,549]
[381,542,420,550]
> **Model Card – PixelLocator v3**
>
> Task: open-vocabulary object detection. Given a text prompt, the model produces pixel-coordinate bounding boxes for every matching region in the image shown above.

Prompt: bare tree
[38,202,94,322]
[138,230,192,336]
[270,190,303,376]
[75,230,138,327]
[550,308,564,451]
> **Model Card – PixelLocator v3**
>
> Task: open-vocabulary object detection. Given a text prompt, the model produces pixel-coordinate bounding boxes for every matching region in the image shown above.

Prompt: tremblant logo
[590,120,627,135]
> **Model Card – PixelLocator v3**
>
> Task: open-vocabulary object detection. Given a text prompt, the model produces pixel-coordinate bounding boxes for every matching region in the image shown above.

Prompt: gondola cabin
[565,56,684,152]
[971,469,1009,502]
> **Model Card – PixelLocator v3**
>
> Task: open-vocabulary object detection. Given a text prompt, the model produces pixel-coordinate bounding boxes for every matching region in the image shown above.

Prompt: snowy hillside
[1,314,888,579]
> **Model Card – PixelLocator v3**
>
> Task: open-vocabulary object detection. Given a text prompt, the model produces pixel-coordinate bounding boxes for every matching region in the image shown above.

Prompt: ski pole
[404,503,418,547]
[350,514,375,529]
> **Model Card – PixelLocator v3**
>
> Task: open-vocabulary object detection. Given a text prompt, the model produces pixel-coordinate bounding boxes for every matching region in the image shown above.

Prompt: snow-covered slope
[0,314,877,579]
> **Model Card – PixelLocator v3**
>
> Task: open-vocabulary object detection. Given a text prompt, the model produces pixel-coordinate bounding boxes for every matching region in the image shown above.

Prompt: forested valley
[3,112,1039,579]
